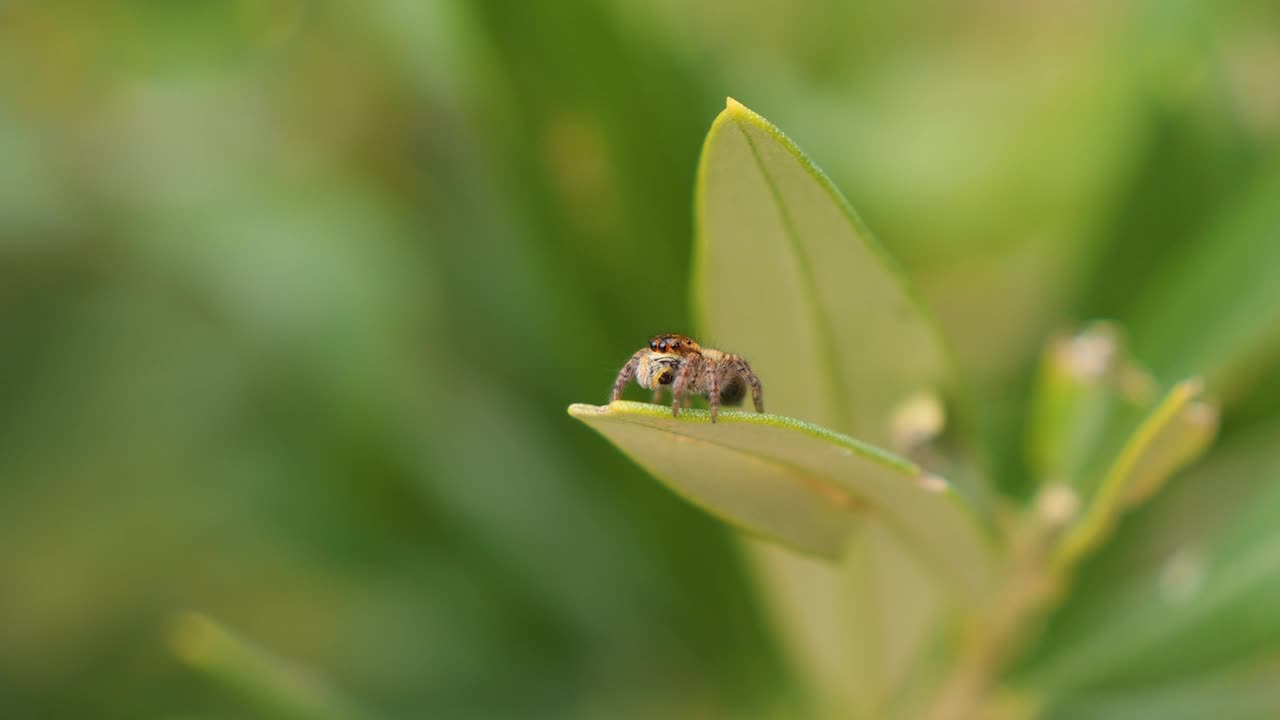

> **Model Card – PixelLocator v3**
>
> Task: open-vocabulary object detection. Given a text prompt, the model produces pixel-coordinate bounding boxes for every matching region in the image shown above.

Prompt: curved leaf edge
[1055,377,1212,568]
[568,401,996,562]
[572,400,914,472]
[691,97,970,406]
[569,403,856,558]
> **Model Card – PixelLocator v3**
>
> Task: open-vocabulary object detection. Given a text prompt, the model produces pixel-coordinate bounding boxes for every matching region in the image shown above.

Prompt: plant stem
[925,489,1075,720]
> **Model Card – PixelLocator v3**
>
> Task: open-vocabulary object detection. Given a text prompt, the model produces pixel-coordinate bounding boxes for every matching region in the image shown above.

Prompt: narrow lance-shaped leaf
[1026,420,1280,696]
[568,402,993,599]
[170,611,373,720]
[1025,322,1158,494]
[1119,399,1218,508]
[1129,164,1280,405]
[1055,377,1218,568]
[1041,660,1280,720]
[1033,463,1280,696]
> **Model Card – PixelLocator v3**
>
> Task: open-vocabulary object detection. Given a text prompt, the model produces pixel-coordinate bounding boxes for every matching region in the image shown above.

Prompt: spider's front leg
[610,350,645,404]
[670,356,699,418]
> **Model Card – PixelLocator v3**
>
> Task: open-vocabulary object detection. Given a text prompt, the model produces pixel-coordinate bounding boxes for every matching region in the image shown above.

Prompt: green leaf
[1024,322,1158,495]
[1054,377,1218,568]
[692,98,965,466]
[1076,417,1280,593]
[568,401,994,598]
[171,612,373,720]
[1129,163,1280,405]
[742,525,945,720]
[1030,464,1280,694]
[1041,661,1280,720]
[1118,398,1218,509]
[841,518,946,718]
[1027,428,1280,694]
[687,99,991,717]
[1019,419,1280,688]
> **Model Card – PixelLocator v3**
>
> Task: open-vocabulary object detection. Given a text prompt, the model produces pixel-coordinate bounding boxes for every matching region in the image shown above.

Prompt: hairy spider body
[610,334,764,423]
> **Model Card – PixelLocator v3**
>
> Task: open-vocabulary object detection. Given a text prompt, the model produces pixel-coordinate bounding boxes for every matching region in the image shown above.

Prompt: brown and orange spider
[610,334,764,423]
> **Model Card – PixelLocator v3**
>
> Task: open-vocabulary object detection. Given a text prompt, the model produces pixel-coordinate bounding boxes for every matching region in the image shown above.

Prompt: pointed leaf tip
[1055,377,1218,567]
[694,94,972,483]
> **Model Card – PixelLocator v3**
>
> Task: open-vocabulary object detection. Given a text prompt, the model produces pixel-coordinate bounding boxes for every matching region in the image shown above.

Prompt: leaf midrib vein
[735,122,853,432]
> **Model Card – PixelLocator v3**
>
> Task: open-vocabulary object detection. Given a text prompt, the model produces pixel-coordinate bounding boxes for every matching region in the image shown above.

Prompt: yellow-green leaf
[693,98,963,465]
[687,99,993,717]
[1027,421,1280,695]
[171,612,372,720]
[1055,378,1218,567]
[1130,166,1280,406]
[1025,322,1157,493]
[568,401,994,599]
[696,98,957,440]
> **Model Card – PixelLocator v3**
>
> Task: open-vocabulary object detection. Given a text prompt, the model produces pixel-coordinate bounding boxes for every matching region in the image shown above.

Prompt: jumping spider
[610,334,764,423]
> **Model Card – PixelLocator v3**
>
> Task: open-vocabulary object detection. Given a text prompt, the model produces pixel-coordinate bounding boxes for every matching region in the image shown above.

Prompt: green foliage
[2,2,1279,719]
[1054,377,1217,568]
[569,401,993,597]
[572,99,1275,719]
[170,612,372,720]
[694,100,958,452]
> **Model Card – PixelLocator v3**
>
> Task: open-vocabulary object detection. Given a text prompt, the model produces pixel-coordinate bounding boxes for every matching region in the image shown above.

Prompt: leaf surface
[685,99,996,715]
[1130,166,1280,405]
[568,401,993,597]
[693,98,963,461]
[1029,436,1280,694]
[1055,377,1217,567]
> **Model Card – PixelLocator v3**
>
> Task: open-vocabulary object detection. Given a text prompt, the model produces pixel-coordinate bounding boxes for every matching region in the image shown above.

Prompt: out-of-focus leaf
[692,98,967,469]
[740,525,943,720]
[1119,400,1218,508]
[1025,323,1157,495]
[1041,660,1280,720]
[1018,420,1280,682]
[743,541,862,719]
[568,402,994,598]
[171,612,373,720]
[1078,417,1280,593]
[1055,378,1217,567]
[841,518,944,718]
[1129,165,1280,405]
[1026,326,1124,485]
[1030,461,1280,694]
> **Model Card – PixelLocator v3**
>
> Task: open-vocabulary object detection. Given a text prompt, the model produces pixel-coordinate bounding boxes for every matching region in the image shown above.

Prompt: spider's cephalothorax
[610,334,764,423]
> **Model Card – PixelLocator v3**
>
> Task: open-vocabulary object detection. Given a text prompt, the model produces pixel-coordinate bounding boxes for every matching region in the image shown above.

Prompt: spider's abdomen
[719,378,747,406]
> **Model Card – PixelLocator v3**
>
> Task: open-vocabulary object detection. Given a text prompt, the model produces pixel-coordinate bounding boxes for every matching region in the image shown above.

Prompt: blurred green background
[1,1,1278,718]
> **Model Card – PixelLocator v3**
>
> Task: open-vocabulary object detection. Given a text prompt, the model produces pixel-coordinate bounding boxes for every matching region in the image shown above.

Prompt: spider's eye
[650,340,658,350]
[671,340,680,349]
[659,340,668,351]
